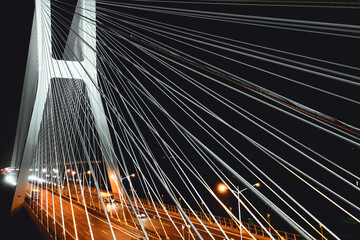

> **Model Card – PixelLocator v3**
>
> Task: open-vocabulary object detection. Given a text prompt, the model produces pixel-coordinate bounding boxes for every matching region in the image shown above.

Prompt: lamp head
[218,183,228,193]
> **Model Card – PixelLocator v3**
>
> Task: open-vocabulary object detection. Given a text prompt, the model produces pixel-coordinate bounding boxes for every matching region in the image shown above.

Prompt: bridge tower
[11,0,122,213]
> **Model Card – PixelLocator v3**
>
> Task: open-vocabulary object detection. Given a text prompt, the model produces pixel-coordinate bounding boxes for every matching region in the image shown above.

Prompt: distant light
[87,170,91,175]
[5,175,17,186]
[218,183,228,193]
[28,175,45,183]
[131,173,136,178]
[254,183,260,188]
[42,168,47,173]
[1,167,10,175]
[72,171,76,175]
[101,192,111,197]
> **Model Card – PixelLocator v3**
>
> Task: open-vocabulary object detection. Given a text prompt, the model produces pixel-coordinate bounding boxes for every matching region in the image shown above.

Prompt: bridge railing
[41,184,304,240]
[134,196,304,240]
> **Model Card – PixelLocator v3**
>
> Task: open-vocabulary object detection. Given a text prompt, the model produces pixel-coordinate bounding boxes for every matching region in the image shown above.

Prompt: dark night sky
[0,1,359,239]
[1,2,359,179]
[0,1,35,169]
[0,2,39,239]
[0,1,358,170]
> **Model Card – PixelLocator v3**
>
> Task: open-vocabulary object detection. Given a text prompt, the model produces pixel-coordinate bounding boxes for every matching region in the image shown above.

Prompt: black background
[0,1,359,239]
[0,1,41,238]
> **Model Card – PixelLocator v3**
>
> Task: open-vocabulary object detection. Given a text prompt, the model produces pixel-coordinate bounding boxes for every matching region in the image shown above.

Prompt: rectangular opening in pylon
[51,0,84,61]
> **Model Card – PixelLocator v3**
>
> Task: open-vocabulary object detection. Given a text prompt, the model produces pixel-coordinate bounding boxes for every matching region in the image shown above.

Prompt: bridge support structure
[11,0,121,214]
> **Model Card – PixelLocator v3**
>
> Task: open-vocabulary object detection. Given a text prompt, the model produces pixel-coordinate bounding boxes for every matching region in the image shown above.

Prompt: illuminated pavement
[27,186,141,240]
[26,184,260,240]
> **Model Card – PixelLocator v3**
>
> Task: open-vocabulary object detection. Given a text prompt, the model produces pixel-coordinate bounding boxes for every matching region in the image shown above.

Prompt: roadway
[26,186,143,240]
[26,183,264,240]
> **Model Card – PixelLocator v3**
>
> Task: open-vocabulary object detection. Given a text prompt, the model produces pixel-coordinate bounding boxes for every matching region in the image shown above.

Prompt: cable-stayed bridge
[6,0,360,239]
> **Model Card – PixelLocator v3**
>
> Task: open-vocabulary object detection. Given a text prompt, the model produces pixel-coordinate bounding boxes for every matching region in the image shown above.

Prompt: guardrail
[135,196,304,240]
[27,189,158,240]
[39,184,304,240]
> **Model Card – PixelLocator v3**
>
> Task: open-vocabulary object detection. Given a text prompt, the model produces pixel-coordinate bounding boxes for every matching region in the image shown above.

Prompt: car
[136,212,146,218]
[104,196,114,203]
[30,189,40,200]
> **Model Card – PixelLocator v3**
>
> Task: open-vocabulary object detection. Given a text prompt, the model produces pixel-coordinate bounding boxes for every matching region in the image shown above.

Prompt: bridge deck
[25,183,303,240]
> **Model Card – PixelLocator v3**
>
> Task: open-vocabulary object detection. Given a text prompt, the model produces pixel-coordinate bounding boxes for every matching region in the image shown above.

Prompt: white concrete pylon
[11,0,121,213]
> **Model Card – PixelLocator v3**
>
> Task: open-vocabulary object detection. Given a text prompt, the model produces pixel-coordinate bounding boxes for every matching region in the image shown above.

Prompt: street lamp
[119,173,135,182]
[182,225,185,239]
[218,182,260,194]
[218,183,260,240]
[218,183,228,193]
[86,170,92,186]
[109,173,135,222]
[71,171,76,183]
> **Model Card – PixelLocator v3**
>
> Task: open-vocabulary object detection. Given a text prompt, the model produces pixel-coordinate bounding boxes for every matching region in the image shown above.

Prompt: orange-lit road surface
[25,186,142,240]
[26,184,296,240]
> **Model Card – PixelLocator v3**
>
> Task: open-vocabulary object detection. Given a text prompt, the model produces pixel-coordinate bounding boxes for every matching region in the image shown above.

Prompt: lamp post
[119,173,136,182]
[182,225,185,239]
[319,224,324,240]
[119,173,136,200]
[87,170,91,187]
[119,173,135,221]
[71,171,76,182]
[237,186,242,240]
[187,224,191,240]
[218,183,260,240]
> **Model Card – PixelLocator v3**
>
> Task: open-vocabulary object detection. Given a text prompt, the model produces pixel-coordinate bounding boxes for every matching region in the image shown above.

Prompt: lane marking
[72,203,139,238]
[39,188,138,239]
[143,205,253,239]
[27,198,77,240]
[38,186,253,240]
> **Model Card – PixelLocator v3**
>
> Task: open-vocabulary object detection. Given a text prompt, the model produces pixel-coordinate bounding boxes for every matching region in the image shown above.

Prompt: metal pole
[182,225,185,239]
[238,186,243,240]
[188,225,191,240]
[320,224,324,240]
